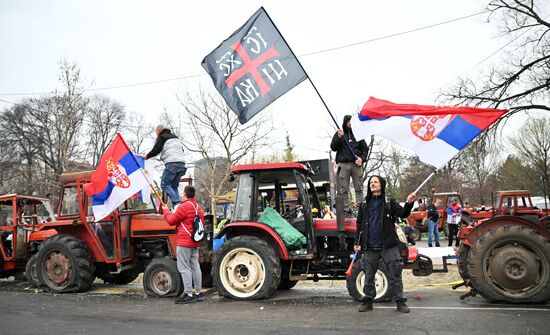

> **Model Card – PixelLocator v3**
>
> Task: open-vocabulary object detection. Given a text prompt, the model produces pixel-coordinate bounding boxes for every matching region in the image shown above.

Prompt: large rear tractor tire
[468,225,550,303]
[346,259,393,302]
[457,244,471,281]
[99,269,140,285]
[143,258,184,297]
[36,234,95,293]
[25,254,40,287]
[213,236,281,300]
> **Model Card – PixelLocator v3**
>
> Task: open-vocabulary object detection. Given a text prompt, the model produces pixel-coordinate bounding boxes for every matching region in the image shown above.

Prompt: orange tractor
[457,190,550,303]
[0,171,213,296]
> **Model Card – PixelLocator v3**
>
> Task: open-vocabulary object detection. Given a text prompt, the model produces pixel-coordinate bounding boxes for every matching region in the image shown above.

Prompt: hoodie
[330,115,369,163]
[356,175,413,249]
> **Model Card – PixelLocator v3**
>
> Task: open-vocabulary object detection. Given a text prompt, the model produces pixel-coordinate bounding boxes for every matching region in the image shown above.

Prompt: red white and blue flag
[83,134,151,221]
[351,97,507,168]
[202,7,306,124]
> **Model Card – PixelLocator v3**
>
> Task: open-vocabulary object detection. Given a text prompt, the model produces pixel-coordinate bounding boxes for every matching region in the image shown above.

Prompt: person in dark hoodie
[354,175,416,313]
[330,115,369,211]
[144,125,186,209]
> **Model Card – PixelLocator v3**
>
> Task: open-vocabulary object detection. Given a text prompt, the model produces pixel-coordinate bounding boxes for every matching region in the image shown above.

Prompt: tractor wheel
[457,244,471,281]
[346,258,393,302]
[24,254,39,287]
[98,269,140,285]
[443,223,449,240]
[277,271,298,290]
[411,227,421,241]
[201,261,214,288]
[468,225,550,303]
[213,236,281,300]
[36,234,95,293]
[143,258,184,297]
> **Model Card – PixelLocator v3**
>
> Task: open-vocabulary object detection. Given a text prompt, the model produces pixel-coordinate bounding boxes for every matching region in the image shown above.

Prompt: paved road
[1,276,548,335]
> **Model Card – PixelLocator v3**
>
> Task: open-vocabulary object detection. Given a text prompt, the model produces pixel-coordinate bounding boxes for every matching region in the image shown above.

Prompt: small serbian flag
[202,7,307,124]
[351,97,507,169]
[83,134,150,221]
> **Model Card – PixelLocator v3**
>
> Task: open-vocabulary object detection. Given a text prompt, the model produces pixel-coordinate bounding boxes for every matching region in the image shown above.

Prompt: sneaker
[435,243,441,247]
[175,294,195,304]
[428,244,433,247]
[358,301,373,312]
[194,293,204,301]
[396,301,410,313]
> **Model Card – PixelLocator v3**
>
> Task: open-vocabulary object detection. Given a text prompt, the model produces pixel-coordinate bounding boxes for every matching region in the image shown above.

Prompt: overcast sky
[0,0,538,162]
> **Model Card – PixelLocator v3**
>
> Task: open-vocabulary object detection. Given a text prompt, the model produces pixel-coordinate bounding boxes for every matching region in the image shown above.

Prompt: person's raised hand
[407,193,417,203]
[354,245,361,252]
[337,129,344,138]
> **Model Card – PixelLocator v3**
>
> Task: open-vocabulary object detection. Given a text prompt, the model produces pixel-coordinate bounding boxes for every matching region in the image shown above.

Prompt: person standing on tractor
[162,185,205,304]
[446,197,462,247]
[427,199,441,247]
[322,205,335,219]
[144,125,186,209]
[330,115,369,213]
[354,175,416,313]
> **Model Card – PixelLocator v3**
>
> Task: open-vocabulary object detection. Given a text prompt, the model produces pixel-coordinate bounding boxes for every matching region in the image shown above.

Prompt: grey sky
[0,0,534,161]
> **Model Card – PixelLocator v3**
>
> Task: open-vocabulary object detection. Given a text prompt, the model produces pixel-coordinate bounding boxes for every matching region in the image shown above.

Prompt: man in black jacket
[330,115,369,211]
[354,175,415,313]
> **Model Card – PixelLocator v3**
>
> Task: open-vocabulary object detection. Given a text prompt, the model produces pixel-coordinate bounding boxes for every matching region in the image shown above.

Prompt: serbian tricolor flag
[351,97,507,168]
[202,7,306,124]
[83,134,150,221]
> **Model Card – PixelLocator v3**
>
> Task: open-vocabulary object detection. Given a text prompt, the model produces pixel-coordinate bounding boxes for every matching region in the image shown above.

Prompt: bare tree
[167,89,274,220]
[457,138,502,204]
[508,116,550,193]
[84,94,125,166]
[440,0,550,127]
[125,112,153,154]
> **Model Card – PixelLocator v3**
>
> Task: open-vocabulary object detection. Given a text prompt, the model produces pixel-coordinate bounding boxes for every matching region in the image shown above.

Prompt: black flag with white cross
[201,7,307,124]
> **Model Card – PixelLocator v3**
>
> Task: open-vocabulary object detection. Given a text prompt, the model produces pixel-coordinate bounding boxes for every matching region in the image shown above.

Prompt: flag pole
[116,133,166,208]
[261,7,358,159]
[413,169,438,195]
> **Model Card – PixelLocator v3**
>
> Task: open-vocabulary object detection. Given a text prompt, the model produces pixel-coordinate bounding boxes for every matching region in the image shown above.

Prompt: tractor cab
[0,194,54,271]
[231,162,320,252]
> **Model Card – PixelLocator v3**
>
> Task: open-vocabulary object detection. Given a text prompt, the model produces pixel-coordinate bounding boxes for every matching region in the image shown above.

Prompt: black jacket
[146,129,179,159]
[330,115,368,163]
[355,176,413,249]
[427,203,439,221]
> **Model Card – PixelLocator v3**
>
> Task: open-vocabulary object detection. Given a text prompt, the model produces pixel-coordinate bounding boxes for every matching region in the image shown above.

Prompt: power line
[0,10,488,97]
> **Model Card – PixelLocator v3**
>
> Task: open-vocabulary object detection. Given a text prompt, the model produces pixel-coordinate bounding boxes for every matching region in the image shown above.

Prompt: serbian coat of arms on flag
[202,7,307,124]
[351,97,507,169]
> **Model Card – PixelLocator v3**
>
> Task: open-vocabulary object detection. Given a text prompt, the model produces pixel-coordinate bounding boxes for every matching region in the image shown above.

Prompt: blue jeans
[161,162,187,205]
[428,219,440,246]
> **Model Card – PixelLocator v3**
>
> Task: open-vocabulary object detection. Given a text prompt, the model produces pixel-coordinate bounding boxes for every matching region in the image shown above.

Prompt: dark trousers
[362,246,406,302]
[447,224,460,247]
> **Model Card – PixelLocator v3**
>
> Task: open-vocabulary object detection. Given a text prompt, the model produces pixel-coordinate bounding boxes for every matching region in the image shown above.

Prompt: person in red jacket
[163,185,205,304]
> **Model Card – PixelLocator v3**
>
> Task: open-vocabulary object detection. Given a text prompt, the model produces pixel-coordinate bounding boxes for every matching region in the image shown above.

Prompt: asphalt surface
[1,273,549,335]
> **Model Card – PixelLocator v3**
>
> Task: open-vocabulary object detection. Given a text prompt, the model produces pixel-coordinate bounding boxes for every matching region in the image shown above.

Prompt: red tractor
[457,190,550,303]
[0,171,213,296]
[213,163,436,301]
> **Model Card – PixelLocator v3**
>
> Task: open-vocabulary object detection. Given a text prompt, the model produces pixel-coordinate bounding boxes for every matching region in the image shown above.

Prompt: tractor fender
[217,222,289,260]
[462,215,548,247]
[29,229,58,242]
